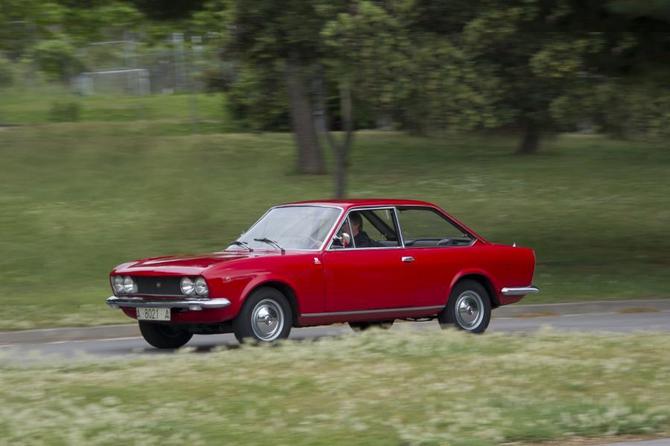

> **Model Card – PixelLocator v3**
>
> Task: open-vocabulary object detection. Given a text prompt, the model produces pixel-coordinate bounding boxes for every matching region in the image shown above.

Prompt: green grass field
[0,87,233,131]
[1,330,669,445]
[0,116,669,329]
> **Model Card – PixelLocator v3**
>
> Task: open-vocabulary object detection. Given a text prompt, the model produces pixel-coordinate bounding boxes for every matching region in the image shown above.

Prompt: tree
[320,1,410,197]
[455,0,670,152]
[457,1,606,154]
[230,0,333,174]
[29,36,84,82]
[0,0,66,59]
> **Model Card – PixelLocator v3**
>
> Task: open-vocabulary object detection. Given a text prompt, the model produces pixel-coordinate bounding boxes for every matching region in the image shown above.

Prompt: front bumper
[106,296,231,311]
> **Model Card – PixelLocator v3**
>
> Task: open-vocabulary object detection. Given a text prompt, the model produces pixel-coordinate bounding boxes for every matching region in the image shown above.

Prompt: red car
[107,199,538,348]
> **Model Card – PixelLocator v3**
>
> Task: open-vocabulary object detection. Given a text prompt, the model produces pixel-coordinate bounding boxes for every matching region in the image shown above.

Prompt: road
[1,310,668,361]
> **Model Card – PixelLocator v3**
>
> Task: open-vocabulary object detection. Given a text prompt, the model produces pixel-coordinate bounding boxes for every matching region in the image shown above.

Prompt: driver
[349,212,381,248]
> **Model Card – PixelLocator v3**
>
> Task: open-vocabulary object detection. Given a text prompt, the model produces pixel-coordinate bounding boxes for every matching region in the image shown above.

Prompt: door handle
[401,256,415,263]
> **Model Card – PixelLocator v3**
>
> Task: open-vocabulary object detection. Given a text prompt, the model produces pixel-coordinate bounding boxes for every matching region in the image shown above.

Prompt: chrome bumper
[106,296,231,311]
[501,286,539,296]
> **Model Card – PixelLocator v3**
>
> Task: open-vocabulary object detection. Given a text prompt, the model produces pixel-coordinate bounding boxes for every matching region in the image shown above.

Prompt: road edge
[1,298,669,345]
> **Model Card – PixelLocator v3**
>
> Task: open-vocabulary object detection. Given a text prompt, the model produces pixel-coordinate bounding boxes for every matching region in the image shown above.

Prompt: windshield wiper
[229,240,253,252]
[253,238,285,254]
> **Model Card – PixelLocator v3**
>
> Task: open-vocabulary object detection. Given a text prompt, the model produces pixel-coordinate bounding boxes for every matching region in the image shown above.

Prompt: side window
[329,208,401,249]
[398,207,473,247]
[349,209,400,248]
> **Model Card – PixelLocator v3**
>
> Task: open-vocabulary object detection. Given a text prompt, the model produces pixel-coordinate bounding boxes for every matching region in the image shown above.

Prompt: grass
[0,86,233,131]
[1,330,669,445]
[0,119,669,329]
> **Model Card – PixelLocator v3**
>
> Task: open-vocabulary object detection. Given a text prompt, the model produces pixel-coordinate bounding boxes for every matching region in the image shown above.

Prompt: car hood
[113,250,285,276]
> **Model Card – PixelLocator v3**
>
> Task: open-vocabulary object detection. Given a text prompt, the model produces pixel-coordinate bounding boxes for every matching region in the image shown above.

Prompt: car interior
[331,207,474,249]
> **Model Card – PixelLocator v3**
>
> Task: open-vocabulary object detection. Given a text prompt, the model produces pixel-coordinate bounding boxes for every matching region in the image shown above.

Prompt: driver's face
[351,222,360,235]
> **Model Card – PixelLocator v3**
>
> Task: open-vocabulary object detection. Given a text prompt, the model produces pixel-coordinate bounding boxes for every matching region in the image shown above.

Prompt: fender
[239,273,301,312]
[447,268,501,306]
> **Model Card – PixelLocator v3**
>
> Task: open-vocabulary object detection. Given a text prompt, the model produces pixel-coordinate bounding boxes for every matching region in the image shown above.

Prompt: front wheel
[138,321,193,349]
[233,287,293,343]
[438,280,491,333]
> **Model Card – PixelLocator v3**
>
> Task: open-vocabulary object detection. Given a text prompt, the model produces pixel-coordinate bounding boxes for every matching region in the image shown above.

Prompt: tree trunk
[334,146,347,199]
[517,119,541,154]
[318,74,354,198]
[285,57,325,174]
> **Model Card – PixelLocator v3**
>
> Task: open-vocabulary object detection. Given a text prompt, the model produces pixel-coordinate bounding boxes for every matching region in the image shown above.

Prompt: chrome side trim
[302,305,444,318]
[106,296,231,311]
[501,286,539,296]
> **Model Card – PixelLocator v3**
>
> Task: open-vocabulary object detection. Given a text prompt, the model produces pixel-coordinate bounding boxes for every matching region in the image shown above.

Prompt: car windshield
[231,206,341,251]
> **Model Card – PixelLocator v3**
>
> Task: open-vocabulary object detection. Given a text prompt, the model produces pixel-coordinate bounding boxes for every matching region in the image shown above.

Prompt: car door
[321,207,417,312]
[395,206,479,306]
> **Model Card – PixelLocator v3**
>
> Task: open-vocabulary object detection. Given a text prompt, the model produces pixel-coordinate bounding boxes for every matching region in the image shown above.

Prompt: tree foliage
[29,37,84,82]
[1,0,669,194]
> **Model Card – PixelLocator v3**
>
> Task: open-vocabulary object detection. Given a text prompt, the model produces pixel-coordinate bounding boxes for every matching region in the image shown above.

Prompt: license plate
[136,307,171,321]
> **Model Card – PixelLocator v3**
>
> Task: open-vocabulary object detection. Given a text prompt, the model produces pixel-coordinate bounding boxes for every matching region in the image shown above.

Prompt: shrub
[29,39,85,83]
[48,101,82,122]
[0,55,13,88]
[226,63,290,131]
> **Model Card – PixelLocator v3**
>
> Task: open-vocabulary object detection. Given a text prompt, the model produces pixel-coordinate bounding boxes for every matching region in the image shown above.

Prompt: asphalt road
[1,310,668,361]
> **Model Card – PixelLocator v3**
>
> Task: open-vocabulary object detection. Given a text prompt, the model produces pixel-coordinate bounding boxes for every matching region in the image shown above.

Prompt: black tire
[438,280,491,333]
[349,320,394,332]
[233,287,293,343]
[138,321,193,349]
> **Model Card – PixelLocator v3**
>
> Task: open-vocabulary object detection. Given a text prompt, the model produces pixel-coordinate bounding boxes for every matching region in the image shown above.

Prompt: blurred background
[0,0,668,330]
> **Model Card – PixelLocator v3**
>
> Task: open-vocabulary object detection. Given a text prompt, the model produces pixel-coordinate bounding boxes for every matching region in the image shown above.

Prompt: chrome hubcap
[251,299,284,341]
[455,291,484,330]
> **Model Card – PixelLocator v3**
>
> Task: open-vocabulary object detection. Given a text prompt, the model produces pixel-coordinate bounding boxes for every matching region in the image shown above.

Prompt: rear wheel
[233,287,293,343]
[438,280,491,333]
[349,320,394,332]
[138,321,193,349]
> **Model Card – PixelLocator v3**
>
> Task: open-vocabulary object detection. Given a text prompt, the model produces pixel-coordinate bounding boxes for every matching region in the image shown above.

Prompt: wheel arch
[449,272,500,308]
[243,280,300,326]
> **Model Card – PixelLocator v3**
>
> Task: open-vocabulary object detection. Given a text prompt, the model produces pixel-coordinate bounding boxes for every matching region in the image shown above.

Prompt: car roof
[277,198,488,244]
[282,198,438,210]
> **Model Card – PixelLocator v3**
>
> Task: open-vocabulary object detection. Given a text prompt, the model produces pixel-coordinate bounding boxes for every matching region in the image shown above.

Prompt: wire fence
[71,33,220,96]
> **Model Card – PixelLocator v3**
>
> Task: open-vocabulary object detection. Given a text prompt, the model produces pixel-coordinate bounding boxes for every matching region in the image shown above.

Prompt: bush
[200,62,236,93]
[48,101,81,122]
[226,62,290,131]
[551,79,670,139]
[0,55,14,88]
[29,39,85,83]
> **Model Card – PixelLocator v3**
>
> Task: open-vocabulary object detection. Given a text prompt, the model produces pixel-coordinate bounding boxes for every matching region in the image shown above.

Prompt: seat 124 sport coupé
[107,199,538,348]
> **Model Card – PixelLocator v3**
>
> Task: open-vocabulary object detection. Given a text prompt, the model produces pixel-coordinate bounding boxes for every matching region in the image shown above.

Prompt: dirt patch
[514,311,561,318]
[618,307,661,314]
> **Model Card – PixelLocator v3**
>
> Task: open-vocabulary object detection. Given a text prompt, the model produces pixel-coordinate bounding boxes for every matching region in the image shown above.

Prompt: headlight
[112,276,124,294]
[123,276,137,294]
[194,277,208,296]
[180,277,195,295]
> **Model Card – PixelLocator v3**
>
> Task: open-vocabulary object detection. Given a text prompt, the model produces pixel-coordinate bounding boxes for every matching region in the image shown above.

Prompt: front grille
[134,276,182,296]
